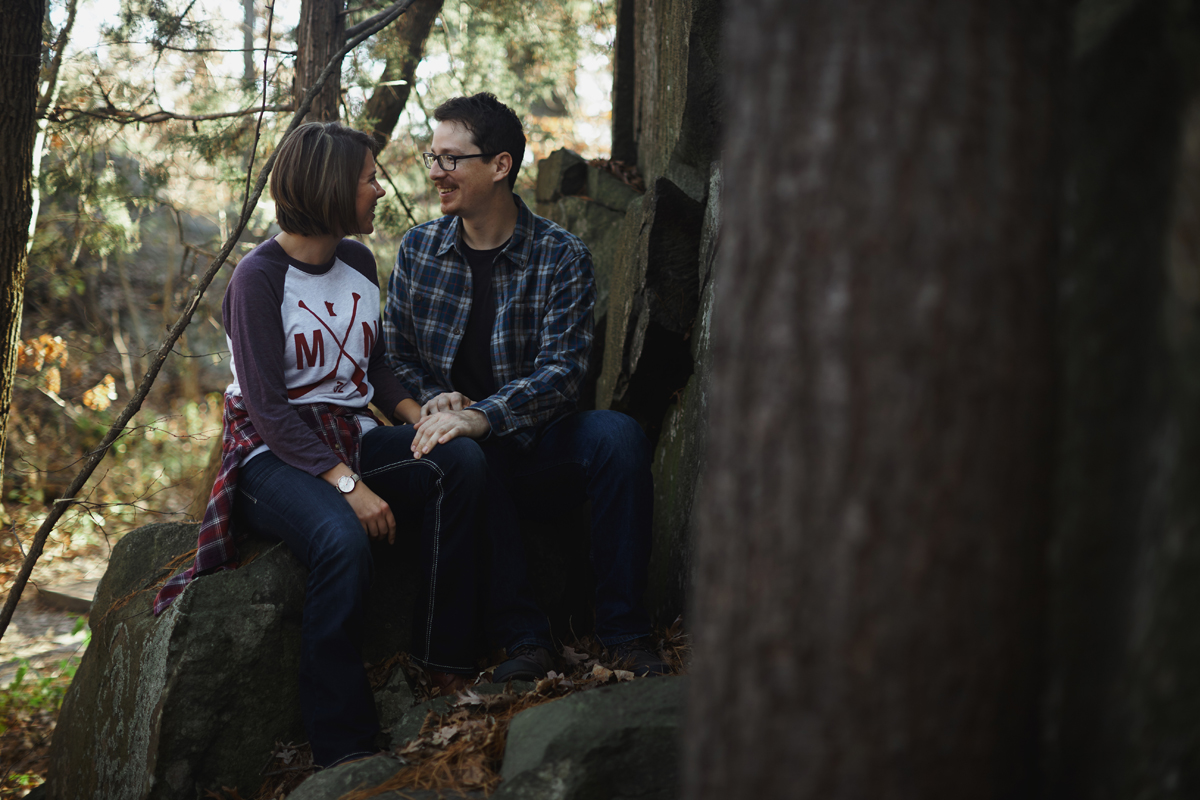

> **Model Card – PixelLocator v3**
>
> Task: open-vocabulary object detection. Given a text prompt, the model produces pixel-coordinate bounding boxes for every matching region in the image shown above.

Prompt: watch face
[338,475,355,493]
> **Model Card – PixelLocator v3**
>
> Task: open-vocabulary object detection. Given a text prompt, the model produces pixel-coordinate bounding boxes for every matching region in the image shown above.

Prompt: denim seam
[361,457,444,665]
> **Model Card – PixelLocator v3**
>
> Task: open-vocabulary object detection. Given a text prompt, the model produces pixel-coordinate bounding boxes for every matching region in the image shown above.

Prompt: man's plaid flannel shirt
[152,393,375,616]
[384,196,595,451]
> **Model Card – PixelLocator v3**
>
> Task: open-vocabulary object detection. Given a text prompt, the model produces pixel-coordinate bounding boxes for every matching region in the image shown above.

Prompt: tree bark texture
[610,0,637,164]
[362,0,443,147]
[1047,2,1200,796]
[0,0,46,494]
[686,2,1065,799]
[295,0,345,121]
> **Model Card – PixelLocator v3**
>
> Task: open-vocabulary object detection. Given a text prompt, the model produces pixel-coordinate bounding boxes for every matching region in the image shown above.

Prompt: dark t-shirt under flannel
[449,239,509,402]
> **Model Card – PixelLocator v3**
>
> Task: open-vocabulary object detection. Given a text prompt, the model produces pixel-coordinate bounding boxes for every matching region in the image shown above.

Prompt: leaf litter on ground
[342,620,690,800]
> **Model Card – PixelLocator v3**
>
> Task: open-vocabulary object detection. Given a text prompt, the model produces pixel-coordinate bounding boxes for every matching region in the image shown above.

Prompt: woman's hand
[321,464,396,543]
[420,392,474,417]
[395,398,422,425]
[344,483,397,544]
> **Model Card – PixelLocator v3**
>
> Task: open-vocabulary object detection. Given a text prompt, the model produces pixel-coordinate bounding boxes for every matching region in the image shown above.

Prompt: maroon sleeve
[223,242,343,476]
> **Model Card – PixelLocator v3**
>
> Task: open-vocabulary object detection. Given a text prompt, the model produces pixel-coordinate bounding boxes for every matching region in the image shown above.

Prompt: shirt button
[454,328,463,335]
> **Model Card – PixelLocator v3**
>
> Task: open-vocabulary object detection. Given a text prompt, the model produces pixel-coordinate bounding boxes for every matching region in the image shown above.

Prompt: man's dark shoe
[492,644,557,683]
[610,637,670,677]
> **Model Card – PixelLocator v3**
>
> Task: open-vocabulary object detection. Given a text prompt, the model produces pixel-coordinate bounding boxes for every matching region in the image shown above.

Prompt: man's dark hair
[433,93,526,190]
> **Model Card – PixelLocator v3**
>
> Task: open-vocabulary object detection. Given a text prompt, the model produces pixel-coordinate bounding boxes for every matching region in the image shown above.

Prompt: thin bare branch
[49,104,295,124]
[345,1,405,40]
[37,0,79,118]
[97,40,296,55]
[0,0,420,645]
[243,2,277,210]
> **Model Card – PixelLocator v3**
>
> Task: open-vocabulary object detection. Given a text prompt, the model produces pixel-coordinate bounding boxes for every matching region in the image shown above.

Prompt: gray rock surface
[536,148,642,325]
[45,522,422,799]
[629,0,721,203]
[284,755,404,800]
[46,523,306,800]
[646,163,720,625]
[284,754,482,799]
[596,179,703,421]
[374,665,418,731]
[495,677,686,800]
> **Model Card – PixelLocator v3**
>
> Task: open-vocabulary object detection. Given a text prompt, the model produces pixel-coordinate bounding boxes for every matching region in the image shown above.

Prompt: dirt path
[0,547,109,686]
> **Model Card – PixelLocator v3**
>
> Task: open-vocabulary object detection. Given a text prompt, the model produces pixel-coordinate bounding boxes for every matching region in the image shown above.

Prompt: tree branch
[345,0,409,40]
[0,0,420,645]
[101,41,297,55]
[49,104,295,124]
[37,0,78,119]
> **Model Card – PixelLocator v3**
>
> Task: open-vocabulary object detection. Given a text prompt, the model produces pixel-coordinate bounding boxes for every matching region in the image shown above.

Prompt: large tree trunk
[294,0,345,121]
[362,0,443,148]
[1046,2,1200,796]
[0,0,46,497]
[685,2,1065,798]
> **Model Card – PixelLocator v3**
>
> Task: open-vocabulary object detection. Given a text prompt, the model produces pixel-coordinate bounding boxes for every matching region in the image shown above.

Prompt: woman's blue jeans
[232,424,484,768]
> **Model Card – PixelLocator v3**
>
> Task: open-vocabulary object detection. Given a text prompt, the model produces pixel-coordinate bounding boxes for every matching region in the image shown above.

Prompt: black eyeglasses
[422,152,500,171]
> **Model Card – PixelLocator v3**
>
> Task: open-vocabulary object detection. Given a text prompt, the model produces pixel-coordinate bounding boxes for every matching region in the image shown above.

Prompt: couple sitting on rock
[152,92,666,769]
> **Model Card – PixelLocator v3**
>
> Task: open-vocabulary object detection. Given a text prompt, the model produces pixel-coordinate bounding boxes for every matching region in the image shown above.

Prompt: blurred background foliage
[10,0,615,549]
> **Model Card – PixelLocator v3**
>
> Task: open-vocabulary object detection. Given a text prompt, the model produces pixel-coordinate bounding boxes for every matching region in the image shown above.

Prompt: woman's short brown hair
[270,121,380,237]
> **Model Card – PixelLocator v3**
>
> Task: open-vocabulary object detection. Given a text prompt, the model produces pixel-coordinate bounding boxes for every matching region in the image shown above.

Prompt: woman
[154,122,482,768]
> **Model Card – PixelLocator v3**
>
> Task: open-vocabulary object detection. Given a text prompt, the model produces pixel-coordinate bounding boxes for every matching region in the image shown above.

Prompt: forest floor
[0,512,110,797]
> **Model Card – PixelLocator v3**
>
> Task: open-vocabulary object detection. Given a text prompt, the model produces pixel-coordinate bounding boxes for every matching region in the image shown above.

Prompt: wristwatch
[336,473,360,494]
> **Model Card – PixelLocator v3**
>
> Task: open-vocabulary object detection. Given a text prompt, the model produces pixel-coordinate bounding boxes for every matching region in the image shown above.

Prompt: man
[384,92,667,679]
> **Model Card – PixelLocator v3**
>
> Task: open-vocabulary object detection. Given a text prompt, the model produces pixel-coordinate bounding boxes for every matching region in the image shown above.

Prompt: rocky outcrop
[622,0,721,203]
[495,677,687,800]
[286,678,685,800]
[536,0,722,627]
[646,164,720,625]
[45,522,421,800]
[46,523,305,799]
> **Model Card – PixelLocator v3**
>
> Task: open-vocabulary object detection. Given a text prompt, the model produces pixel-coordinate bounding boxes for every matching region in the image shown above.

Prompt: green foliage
[0,621,89,736]
[104,0,216,51]
[354,0,615,223]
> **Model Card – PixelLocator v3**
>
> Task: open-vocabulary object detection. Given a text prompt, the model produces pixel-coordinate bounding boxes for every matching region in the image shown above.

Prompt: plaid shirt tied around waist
[152,393,379,616]
[384,195,596,451]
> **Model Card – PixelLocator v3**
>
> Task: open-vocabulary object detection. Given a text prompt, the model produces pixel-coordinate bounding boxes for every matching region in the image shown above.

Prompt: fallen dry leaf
[562,645,590,665]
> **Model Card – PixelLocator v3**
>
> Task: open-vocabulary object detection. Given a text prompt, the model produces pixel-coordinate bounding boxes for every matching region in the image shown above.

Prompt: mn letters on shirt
[224,237,409,476]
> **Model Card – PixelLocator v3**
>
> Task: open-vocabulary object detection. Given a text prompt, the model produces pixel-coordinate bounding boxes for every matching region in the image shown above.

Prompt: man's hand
[411,408,489,458]
[421,392,474,417]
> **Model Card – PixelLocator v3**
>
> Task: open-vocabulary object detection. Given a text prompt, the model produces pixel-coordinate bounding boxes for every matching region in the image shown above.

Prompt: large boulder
[45,522,421,799]
[596,178,703,440]
[622,0,721,203]
[495,677,687,800]
[646,164,720,625]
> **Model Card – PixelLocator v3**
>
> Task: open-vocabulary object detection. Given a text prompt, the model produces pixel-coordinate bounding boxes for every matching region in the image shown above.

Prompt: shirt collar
[434,194,536,269]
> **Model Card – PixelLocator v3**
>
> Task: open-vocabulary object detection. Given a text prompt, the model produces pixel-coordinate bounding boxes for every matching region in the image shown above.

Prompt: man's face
[428,120,501,218]
[354,150,385,235]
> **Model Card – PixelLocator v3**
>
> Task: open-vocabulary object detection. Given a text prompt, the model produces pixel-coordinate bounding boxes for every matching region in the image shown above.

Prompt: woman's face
[354,151,385,235]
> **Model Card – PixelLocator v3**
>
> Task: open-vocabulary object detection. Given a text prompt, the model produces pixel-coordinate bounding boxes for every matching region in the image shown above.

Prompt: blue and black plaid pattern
[153,394,378,616]
[384,196,595,450]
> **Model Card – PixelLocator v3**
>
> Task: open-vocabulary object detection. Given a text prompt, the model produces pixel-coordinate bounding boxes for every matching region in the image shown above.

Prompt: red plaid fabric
[153,393,379,616]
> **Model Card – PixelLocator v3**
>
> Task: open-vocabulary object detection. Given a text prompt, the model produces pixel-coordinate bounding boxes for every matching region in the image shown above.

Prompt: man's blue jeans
[479,410,654,651]
[232,425,484,768]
